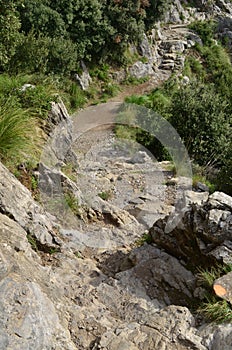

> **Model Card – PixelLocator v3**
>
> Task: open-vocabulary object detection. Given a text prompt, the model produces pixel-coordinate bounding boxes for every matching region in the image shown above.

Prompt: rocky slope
[1,1,232,349]
[0,99,231,349]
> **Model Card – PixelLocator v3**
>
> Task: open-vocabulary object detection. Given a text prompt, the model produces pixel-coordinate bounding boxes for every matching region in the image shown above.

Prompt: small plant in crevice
[61,163,77,182]
[27,234,38,252]
[135,232,153,247]
[98,190,113,201]
[74,251,84,259]
[196,264,232,323]
[48,247,60,255]
[64,192,81,217]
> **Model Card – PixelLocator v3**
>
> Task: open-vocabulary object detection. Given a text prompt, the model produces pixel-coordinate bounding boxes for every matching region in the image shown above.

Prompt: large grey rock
[42,101,73,167]
[0,214,76,350]
[0,279,75,350]
[129,61,154,79]
[200,323,232,350]
[114,244,196,307]
[149,191,232,266]
[0,162,60,248]
[138,34,153,61]
[74,61,92,91]
[96,304,207,350]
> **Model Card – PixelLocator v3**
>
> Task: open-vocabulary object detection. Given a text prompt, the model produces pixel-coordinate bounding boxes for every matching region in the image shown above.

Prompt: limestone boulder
[149,191,232,266]
[0,162,60,249]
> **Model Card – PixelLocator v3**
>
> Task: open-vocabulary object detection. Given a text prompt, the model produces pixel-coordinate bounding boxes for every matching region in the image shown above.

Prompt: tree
[17,0,66,38]
[144,0,172,30]
[168,80,231,167]
[0,1,22,71]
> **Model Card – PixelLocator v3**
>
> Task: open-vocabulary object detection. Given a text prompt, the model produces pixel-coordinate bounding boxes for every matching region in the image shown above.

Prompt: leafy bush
[17,84,56,119]
[98,190,113,201]
[168,80,230,167]
[11,32,78,75]
[0,1,22,71]
[189,20,216,45]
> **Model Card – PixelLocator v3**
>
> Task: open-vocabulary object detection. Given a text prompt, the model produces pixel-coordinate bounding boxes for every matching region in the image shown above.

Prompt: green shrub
[0,1,22,71]
[17,84,56,119]
[64,192,81,216]
[11,32,78,76]
[168,80,230,167]
[189,20,216,46]
[98,190,113,201]
[199,299,232,323]
[197,264,232,323]
[0,97,40,163]
[68,83,86,110]
[135,232,153,247]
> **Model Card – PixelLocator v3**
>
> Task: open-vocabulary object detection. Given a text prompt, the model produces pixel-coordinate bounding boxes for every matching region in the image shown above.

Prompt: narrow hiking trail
[65,22,196,252]
[67,102,175,250]
[67,22,196,247]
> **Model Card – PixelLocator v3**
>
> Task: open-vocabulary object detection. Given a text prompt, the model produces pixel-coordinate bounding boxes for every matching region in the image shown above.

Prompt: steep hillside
[0,1,232,349]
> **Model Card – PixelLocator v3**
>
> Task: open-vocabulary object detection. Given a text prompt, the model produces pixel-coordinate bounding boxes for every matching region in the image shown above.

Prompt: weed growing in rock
[64,192,81,217]
[27,234,38,252]
[98,190,113,201]
[197,264,232,323]
[135,232,153,247]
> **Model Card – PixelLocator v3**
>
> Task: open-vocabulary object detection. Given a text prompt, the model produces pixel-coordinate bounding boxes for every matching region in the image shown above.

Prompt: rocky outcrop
[0,214,76,350]
[1,97,232,348]
[0,162,60,249]
[149,191,232,267]
[74,62,92,91]
[113,0,232,87]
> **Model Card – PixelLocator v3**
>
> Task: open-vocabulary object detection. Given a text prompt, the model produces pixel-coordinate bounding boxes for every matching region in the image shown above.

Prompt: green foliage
[124,76,149,86]
[144,0,172,30]
[17,84,56,119]
[98,190,113,201]
[0,97,39,163]
[66,83,86,111]
[197,264,232,323]
[11,32,78,75]
[199,299,232,323]
[90,64,110,82]
[27,233,38,251]
[200,45,232,104]
[64,192,81,216]
[216,144,232,195]
[168,80,230,167]
[0,1,22,70]
[183,56,206,80]
[135,232,153,247]
[18,0,66,38]
[197,264,232,288]
[101,83,120,99]
[192,172,216,194]
[189,20,216,45]
[1,0,172,72]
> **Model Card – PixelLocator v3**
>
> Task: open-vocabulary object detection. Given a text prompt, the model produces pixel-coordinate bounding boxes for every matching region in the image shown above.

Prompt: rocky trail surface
[0,100,232,349]
[1,1,232,347]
